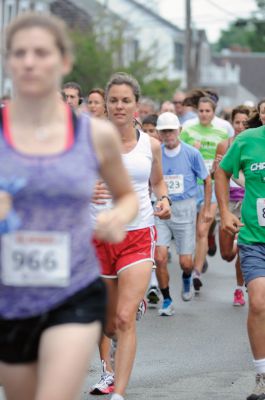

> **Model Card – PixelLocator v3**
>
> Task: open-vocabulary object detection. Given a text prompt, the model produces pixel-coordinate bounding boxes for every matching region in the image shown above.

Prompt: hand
[92,180,112,205]
[154,199,171,220]
[94,209,126,243]
[200,206,212,224]
[221,211,244,236]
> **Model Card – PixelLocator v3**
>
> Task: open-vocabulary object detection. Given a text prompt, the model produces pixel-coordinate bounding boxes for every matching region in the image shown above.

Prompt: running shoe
[136,299,147,321]
[158,298,175,316]
[89,360,114,395]
[207,233,217,256]
[247,373,265,400]
[147,286,160,305]
[181,276,193,301]
[233,288,245,306]
[193,271,203,292]
[202,259,209,273]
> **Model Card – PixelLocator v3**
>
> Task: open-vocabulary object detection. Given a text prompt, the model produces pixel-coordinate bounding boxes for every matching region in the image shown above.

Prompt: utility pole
[185,0,194,90]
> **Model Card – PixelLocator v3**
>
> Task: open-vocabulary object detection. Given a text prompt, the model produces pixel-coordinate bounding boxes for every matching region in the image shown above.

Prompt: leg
[247,278,265,359]
[114,262,153,397]
[179,254,194,301]
[36,322,101,400]
[194,203,217,274]
[155,245,169,290]
[0,362,37,400]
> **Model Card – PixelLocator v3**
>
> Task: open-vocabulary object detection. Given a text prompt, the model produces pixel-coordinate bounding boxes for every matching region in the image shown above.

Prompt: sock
[254,358,265,374]
[236,285,243,291]
[150,268,158,287]
[161,287,171,300]
[193,268,200,277]
[182,272,191,279]
[111,394,124,400]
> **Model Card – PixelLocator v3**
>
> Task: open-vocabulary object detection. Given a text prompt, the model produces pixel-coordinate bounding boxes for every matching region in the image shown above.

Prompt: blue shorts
[239,243,265,285]
[196,184,217,212]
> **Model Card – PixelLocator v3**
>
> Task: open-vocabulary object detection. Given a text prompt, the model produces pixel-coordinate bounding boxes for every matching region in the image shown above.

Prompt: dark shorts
[0,278,107,364]
[239,243,265,285]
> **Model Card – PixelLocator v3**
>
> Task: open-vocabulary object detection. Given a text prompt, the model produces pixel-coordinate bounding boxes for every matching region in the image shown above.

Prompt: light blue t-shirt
[162,141,208,202]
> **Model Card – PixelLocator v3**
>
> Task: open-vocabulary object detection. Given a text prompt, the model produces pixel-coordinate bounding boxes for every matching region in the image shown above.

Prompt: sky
[158,0,258,43]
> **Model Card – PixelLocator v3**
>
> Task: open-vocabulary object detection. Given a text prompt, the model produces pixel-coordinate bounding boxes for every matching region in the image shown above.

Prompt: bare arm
[149,137,171,220]
[91,118,138,242]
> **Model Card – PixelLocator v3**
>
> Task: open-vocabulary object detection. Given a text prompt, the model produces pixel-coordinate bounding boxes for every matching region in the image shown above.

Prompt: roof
[213,52,265,100]
[127,0,181,32]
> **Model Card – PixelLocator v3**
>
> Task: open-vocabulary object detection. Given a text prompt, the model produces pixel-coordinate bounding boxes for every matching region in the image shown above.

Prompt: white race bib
[257,199,265,226]
[1,231,70,287]
[204,159,214,174]
[164,175,184,195]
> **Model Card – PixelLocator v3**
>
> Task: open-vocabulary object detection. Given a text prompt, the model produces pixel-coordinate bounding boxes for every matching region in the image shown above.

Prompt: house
[213,50,265,106]
[96,0,186,83]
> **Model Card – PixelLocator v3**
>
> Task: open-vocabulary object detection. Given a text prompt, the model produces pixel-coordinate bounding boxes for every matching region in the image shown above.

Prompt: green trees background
[215,0,265,52]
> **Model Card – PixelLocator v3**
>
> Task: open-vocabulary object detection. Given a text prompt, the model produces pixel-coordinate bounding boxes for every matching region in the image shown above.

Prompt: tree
[64,26,180,102]
[215,0,265,52]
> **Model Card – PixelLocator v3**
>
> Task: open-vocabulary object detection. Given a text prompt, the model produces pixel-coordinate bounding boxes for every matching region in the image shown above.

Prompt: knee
[180,263,193,274]
[249,294,265,317]
[155,253,167,266]
[116,308,135,333]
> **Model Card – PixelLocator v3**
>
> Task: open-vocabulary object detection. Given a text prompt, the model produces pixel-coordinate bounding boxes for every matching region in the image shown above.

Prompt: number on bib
[164,175,184,195]
[257,199,265,227]
[1,231,70,287]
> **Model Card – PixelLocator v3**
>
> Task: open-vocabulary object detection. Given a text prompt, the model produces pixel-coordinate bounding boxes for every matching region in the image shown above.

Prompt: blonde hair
[5,11,73,61]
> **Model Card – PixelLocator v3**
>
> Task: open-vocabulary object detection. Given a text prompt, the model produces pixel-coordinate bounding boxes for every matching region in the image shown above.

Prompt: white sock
[253,358,265,374]
[110,394,124,400]
[149,268,158,287]
[236,286,243,291]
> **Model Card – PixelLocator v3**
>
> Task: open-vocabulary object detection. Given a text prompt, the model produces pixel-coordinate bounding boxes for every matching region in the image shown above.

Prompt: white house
[96,0,186,82]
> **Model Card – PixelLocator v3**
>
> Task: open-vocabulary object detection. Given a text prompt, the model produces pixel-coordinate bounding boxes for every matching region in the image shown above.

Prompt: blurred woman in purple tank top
[0,12,138,400]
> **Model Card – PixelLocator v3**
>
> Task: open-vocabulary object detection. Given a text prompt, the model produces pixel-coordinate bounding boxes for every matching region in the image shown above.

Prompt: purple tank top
[0,109,100,319]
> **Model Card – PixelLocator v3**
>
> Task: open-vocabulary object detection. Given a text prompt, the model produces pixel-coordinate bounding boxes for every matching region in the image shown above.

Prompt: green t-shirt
[220,126,265,244]
[181,123,228,183]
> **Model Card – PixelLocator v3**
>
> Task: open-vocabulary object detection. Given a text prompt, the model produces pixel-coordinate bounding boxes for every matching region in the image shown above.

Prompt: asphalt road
[0,243,254,400]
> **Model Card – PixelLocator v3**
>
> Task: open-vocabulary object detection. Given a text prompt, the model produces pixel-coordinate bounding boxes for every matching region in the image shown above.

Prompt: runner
[62,81,83,111]
[87,88,106,118]
[215,116,265,400]
[155,112,211,315]
[213,105,250,306]
[0,12,138,400]
[91,72,171,400]
[181,96,228,292]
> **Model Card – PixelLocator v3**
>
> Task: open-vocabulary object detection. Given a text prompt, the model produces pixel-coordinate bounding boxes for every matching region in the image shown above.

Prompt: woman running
[91,72,171,400]
[213,105,250,306]
[0,12,138,400]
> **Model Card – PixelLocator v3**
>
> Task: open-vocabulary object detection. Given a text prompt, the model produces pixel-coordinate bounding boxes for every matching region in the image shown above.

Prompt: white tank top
[123,130,154,231]
[90,130,154,231]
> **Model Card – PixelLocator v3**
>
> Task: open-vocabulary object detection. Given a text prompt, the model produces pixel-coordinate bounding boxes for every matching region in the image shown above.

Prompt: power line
[203,0,240,18]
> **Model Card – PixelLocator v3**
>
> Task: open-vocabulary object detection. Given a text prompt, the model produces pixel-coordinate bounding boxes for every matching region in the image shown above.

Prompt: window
[174,42,184,70]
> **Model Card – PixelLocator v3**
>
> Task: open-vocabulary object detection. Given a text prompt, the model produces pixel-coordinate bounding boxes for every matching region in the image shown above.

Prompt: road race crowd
[0,11,265,400]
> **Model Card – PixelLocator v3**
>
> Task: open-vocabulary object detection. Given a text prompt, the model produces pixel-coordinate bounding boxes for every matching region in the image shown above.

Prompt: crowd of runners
[0,10,265,400]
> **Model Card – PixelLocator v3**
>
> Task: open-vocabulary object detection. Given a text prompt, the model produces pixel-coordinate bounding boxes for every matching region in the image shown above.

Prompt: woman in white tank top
[90,73,171,400]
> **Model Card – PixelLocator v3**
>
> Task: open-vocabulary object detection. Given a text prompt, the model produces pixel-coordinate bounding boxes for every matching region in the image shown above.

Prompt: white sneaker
[136,299,147,321]
[147,286,160,305]
[89,360,114,395]
[158,298,175,316]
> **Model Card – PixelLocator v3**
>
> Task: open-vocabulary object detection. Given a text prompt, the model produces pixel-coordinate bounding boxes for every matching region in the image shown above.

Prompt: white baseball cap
[156,112,181,131]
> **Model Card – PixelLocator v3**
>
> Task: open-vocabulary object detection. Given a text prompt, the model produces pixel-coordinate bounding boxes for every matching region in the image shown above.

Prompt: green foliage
[142,78,180,104]
[215,0,265,52]
[64,28,180,102]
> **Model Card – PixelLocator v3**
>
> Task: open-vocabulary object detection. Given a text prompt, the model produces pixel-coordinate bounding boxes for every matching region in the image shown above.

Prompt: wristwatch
[159,195,172,206]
